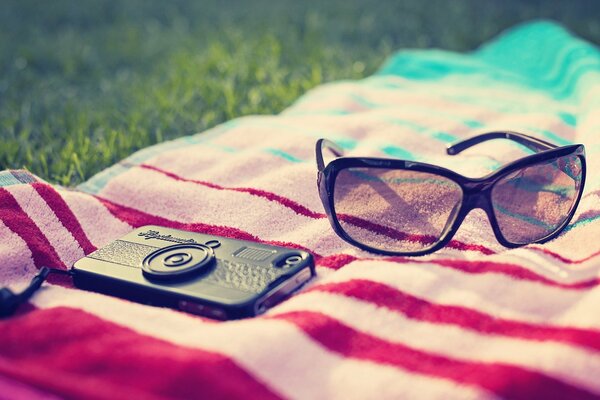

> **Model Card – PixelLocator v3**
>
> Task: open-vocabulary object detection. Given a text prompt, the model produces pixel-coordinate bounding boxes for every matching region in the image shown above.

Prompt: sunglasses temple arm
[446,131,558,156]
[316,138,345,171]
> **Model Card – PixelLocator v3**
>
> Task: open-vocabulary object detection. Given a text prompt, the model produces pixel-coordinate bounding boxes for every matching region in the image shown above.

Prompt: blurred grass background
[1,0,599,186]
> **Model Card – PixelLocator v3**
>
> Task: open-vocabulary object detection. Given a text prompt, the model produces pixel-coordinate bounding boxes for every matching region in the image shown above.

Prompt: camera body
[72,225,315,319]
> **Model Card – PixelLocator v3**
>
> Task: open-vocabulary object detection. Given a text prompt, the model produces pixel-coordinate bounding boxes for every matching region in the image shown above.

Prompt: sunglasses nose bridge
[463,181,493,209]
[462,181,503,235]
[463,193,489,214]
[462,184,500,237]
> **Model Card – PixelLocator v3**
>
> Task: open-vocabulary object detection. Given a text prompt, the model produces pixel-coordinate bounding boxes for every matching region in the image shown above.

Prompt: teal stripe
[377,21,600,100]
[382,146,416,161]
[493,204,555,231]
[433,132,460,143]
[503,179,574,198]
[265,148,302,163]
[79,164,130,194]
[348,170,457,188]
[77,122,233,194]
[0,172,22,187]
[201,141,237,153]
[336,138,357,150]
[77,19,598,213]
[349,93,378,108]
[384,117,459,143]
[293,90,578,146]
[464,120,484,129]
[558,112,577,127]
[565,212,600,233]
[474,22,600,99]
[526,129,572,146]
[288,109,352,116]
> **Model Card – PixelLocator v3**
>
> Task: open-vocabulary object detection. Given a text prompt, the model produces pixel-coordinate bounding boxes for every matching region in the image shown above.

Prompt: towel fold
[1,20,600,399]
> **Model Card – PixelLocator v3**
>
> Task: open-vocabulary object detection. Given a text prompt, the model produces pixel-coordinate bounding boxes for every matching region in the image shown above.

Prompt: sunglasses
[316,131,586,256]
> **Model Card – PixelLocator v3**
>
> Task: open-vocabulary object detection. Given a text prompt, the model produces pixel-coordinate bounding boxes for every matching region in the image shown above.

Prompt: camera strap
[0,267,72,318]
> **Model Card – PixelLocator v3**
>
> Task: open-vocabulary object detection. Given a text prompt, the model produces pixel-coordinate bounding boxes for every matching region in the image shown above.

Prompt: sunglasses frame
[316,131,586,256]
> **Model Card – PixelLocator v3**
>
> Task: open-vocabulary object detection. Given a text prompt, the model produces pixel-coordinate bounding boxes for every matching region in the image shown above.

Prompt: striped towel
[1,20,600,399]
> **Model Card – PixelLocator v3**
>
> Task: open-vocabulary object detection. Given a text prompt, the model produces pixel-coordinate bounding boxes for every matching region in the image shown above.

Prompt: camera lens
[142,244,215,280]
[163,252,192,267]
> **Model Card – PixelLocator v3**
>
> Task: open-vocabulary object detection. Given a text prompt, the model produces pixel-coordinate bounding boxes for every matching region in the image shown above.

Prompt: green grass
[1,0,599,186]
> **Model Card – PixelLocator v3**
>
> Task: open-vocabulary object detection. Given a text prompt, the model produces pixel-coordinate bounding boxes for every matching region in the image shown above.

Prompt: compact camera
[72,226,315,319]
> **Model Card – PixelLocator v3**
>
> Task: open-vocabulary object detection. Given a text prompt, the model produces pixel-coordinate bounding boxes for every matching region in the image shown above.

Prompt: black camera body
[72,226,315,320]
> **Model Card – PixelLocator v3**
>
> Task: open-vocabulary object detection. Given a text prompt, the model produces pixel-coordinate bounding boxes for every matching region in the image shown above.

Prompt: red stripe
[95,196,321,257]
[138,164,493,254]
[317,253,358,269]
[393,256,600,290]
[139,163,325,218]
[423,257,598,289]
[33,183,96,255]
[313,279,600,353]
[339,213,495,254]
[0,306,280,400]
[0,188,64,271]
[141,163,448,250]
[315,254,600,290]
[338,213,440,244]
[143,163,600,264]
[530,245,600,265]
[272,311,599,400]
[97,191,600,291]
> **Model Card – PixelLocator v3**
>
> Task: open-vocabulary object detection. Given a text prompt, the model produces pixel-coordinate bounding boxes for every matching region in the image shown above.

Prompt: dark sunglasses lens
[491,154,583,245]
[333,168,463,253]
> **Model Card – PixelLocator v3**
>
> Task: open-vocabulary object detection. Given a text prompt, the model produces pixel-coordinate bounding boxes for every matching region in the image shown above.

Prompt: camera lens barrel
[142,243,215,280]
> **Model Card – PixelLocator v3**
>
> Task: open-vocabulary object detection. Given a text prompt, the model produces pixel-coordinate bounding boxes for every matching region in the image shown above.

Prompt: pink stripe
[33,183,96,255]
[138,164,495,254]
[140,163,600,263]
[0,220,38,284]
[60,189,133,248]
[0,306,280,400]
[313,279,600,353]
[529,246,600,265]
[96,175,599,291]
[95,195,321,258]
[272,311,598,400]
[392,256,600,290]
[0,373,60,400]
[94,183,599,291]
[7,185,85,268]
[0,188,64,271]
[138,163,324,218]
[315,254,600,290]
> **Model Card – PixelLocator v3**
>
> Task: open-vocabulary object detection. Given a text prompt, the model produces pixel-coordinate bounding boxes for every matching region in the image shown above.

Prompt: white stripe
[7,186,85,267]
[60,189,132,249]
[0,219,37,285]
[31,285,492,400]
[270,290,600,394]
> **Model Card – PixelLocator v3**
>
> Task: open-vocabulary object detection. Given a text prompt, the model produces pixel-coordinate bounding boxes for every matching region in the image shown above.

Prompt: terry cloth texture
[2,20,600,399]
